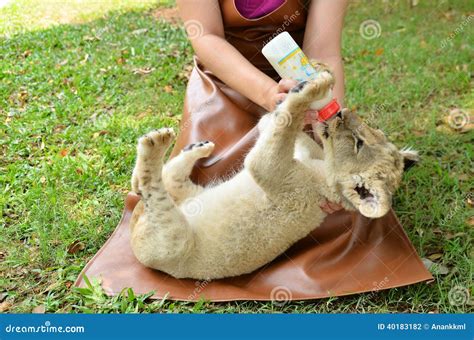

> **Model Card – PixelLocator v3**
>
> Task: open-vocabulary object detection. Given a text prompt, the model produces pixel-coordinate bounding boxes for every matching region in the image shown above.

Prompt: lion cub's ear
[400,147,419,171]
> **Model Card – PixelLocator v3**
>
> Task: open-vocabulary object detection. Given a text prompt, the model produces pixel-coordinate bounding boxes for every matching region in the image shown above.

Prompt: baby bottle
[262,32,340,122]
[262,31,317,82]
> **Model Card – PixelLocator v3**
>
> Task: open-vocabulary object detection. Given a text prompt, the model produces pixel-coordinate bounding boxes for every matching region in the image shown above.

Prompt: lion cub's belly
[178,170,324,278]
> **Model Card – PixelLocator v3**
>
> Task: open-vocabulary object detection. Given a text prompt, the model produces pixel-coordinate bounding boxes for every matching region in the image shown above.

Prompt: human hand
[266,79,298,111]
[319,200,344,214]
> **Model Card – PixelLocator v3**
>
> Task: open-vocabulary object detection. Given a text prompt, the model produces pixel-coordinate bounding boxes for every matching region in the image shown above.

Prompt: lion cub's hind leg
[130,129,194,274]
[131,128,175,196]
[163,141,215,204]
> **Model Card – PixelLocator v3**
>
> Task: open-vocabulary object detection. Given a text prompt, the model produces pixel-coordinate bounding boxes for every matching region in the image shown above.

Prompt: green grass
[1,0,472,313]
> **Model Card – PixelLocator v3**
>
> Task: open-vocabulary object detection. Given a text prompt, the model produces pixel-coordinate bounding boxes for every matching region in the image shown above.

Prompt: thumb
[278,79,298,93]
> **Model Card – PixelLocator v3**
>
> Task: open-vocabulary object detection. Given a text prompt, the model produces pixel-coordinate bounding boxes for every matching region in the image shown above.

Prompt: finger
[327,202,339,210]
[278,79,298,93]
[322,207,335,214]
[319,202,335,214]
[275,93,287,106]
[327,202,343,211]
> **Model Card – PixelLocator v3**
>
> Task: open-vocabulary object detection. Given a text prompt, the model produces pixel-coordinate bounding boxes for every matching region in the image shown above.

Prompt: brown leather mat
[74,193,432,301]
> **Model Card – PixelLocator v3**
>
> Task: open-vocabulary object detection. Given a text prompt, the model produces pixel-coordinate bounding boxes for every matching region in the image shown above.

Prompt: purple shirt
[235,0,286,19]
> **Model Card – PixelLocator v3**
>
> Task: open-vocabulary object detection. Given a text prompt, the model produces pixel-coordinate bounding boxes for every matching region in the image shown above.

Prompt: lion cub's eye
[353,134,364,153]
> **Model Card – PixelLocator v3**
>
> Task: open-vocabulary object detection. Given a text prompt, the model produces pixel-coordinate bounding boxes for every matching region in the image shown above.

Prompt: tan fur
[129,67,417,280]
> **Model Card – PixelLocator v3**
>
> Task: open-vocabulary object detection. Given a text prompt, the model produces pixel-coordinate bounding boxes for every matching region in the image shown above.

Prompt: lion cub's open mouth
[355,184,373,199]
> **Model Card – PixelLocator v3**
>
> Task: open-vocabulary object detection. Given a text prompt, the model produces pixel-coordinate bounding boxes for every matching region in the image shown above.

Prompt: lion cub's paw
[310,60,333,76]
[284,72,334,112]
[182,140,215,158]
[137,128,175,159]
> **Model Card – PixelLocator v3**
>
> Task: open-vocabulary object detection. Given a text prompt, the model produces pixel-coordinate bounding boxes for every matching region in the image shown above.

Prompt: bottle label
[277,47,317,81]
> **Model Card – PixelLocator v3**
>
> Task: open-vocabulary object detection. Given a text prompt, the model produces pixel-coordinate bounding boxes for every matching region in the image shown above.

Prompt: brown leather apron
[168,0,308,181]
[75,0,432,301]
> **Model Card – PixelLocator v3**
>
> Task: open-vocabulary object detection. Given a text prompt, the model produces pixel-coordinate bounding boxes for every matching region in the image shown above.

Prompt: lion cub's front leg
[245,72,335,193]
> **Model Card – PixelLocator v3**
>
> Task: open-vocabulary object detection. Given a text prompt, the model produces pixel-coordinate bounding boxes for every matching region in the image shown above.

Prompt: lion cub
[129,69,418,279]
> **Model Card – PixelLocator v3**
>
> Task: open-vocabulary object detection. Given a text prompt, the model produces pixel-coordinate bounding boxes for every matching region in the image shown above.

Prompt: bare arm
[177,0,278,111]
[177,0,344,213]
[303,0,348,107]
[303,0,348,213]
